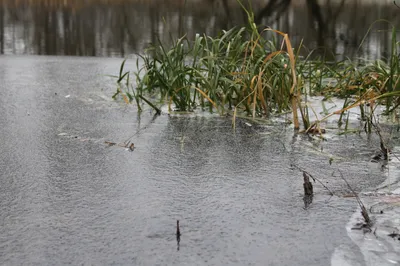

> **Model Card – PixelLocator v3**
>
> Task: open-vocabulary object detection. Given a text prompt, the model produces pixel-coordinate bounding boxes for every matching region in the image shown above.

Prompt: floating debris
[388,232,400,240]
[59,132,135,150]
[371,143,391,162]
[104,141,116,146]
[129,143,135,151]
[351,222,372,233]
[307,127,326,135]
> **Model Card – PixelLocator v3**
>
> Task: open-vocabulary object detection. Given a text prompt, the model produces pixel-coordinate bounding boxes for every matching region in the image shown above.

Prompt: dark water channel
[0,0,400,59]
[0,56,392,265]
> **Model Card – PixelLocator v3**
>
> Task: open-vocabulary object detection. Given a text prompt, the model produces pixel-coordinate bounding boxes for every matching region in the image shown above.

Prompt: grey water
[0,56,391,265]
[1,0,400,265]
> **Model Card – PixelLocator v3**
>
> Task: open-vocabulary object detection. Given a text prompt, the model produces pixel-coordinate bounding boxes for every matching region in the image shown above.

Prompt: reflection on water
[0,0,399,59]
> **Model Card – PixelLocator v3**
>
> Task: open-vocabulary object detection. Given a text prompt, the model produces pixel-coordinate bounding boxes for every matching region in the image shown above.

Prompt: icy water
[0,56,399,265]
[0,0,399,59]
[1,1,400,265]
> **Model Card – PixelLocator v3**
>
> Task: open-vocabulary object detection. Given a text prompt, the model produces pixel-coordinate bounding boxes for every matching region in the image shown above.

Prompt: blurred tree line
[0,0,398,58]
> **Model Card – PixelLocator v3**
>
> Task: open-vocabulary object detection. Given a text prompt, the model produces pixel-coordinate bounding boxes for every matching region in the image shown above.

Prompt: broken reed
[113,18,400,131]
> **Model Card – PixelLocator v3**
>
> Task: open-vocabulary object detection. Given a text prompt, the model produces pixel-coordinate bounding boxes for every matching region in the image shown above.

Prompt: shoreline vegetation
[111,4,400,134]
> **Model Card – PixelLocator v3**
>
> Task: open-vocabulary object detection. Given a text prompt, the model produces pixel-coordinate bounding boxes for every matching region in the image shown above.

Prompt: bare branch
[338,170,371,225]
[291,164,334,195]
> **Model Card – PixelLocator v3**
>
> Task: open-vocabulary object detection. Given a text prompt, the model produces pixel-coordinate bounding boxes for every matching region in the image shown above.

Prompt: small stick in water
[176,220,181,251]
[303,171,313,196]
[291,164,334,196]
[176,220,181,237]
[303,171,314,209]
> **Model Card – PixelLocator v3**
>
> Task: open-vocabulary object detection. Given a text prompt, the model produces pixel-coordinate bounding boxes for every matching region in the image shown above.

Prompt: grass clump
[305,25,400,132]
[112,8,400,132]
[112,6,302,128]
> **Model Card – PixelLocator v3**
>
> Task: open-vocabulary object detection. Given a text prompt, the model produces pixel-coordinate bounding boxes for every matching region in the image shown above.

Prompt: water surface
[0,56,392,265]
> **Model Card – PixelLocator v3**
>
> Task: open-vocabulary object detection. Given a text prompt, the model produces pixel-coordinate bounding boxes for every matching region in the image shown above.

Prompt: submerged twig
[338,170,371,225]
[122,113,160,146]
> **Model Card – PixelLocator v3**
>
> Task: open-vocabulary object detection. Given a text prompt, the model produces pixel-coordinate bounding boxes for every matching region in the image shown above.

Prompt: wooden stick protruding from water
[176,220,181,251]
[291,164,334,196]
[176,220,181,237]
[303,171,314,196]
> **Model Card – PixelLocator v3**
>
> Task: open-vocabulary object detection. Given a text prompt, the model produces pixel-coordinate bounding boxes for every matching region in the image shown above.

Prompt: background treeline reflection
[0,0,398,59]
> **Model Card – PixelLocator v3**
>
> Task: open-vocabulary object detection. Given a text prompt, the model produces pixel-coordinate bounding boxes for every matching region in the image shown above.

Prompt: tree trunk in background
[254,0,326,47]
[306,0,325,46]
[0,6,3,54]
[255,0,291,25]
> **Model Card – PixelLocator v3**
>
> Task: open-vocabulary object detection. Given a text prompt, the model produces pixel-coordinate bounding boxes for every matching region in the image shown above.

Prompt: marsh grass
[111,8,400,132]
[301,22,400,132]
[111,5,302,127]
